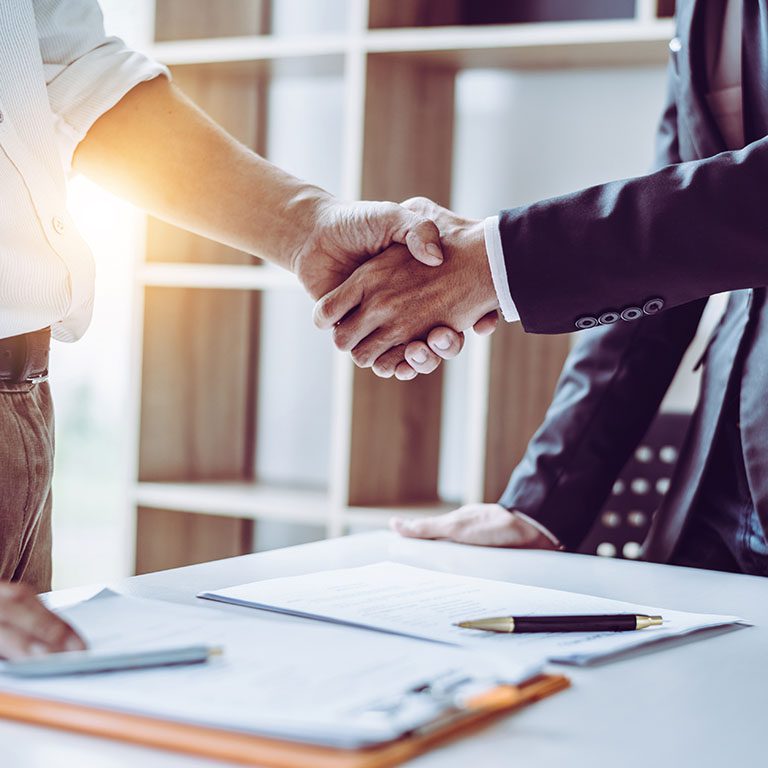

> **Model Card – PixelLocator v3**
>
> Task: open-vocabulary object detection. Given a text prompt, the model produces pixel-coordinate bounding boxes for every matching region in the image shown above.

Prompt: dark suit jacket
[497,0,768,562]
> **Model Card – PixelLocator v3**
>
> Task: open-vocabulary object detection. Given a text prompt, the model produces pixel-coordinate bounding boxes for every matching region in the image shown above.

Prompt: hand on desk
[313,197,499,374]
[390,503,559,550]
[0,582,85,660]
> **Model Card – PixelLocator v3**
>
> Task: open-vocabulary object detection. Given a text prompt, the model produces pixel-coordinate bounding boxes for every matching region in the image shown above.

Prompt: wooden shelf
[131,0,667,572]
[133,482,453,531]
[134,482,329,525]
[138,263,300,290]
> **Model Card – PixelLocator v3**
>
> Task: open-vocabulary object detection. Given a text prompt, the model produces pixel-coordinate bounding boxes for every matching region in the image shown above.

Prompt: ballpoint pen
[455,614,664,633]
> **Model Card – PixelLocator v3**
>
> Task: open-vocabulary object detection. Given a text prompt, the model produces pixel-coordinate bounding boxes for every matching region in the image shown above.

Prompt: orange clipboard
[0,673,569,767]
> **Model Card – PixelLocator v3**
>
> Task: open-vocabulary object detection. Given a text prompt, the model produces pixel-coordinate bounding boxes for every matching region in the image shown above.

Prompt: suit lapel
[677,0,728,157]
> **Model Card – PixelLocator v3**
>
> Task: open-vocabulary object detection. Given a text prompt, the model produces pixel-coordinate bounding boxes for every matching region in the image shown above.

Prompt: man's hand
[290,198,446,301]
[0,583,86,660]
[313,222,499,368]
[367,198,501,380]
[390,504,560,549]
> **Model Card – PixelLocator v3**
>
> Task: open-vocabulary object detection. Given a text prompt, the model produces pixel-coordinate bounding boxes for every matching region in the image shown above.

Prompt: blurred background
[52,0,718,588]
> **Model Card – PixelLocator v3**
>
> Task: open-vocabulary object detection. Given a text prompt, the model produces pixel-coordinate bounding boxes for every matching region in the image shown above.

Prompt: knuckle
[351,346,372,367]
[332,324,351,351]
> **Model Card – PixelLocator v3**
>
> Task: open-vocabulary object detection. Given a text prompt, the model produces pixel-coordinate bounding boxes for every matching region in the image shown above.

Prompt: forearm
[500,135,768,335]
[73,76,326,270]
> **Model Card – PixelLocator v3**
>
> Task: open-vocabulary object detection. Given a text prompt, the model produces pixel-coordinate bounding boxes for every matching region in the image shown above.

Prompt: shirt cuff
[483,215,520,323]
[513,511,564,550]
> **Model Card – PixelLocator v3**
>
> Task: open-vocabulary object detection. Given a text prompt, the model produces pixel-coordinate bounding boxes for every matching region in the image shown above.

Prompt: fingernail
[411,349,427,364]
[29,642,48,657]
[425,243,443,264]
[434,335,451,350]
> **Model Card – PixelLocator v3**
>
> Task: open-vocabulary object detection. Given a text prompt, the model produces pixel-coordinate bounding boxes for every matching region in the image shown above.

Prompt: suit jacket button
[643,298,665,315]
[621,307,644,321]
[575,316,598,330]
[598,311,620,325]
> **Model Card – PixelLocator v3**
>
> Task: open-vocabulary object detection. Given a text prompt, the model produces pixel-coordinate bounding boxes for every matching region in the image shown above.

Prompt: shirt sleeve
[33,0,170,172]
[483,215,520,323]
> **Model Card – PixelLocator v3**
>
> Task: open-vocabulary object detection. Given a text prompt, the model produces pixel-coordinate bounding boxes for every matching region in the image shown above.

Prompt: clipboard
[0,673,569,767]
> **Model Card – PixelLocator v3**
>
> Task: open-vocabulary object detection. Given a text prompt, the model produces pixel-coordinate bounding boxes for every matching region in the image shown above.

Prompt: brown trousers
[0,380,53,592]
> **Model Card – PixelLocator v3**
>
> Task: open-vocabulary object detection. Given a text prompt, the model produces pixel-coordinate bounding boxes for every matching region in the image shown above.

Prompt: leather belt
[0,328,50,385]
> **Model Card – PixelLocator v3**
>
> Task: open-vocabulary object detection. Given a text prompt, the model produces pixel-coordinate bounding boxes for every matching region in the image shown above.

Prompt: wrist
[459,220,500,318]
[285,184,335,275]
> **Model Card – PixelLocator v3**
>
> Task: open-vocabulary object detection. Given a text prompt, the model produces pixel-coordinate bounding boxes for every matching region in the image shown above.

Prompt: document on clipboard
[0,590,546,750]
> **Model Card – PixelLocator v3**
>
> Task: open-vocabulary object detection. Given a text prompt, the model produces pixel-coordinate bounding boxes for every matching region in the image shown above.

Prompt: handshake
[291,195,502,379]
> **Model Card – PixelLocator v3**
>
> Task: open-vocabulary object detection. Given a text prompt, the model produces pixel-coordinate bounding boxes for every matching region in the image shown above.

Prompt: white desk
[2,531,765,767]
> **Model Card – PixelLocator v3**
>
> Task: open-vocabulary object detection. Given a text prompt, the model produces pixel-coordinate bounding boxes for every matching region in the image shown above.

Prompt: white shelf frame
[149,18,675,69]
[130,0,675,546]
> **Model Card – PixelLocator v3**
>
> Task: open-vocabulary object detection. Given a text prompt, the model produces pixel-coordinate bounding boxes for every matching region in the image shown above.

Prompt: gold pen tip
[208,646,225,657]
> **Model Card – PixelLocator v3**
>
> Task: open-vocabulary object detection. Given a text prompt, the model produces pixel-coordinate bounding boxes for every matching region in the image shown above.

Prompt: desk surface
[3,531,765,767]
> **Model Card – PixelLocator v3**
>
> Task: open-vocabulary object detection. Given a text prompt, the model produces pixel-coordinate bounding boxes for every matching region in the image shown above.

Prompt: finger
[334,306,388,356]
[400,196,440,219]
[404,341,442,375]
[351,327,405,369]
[372,346,407,378]
[0,592,85,653]
[403,218,443,266]
[313,279,364,331]
[473,311,499,336]
[0,624,42,661]
[426,327,465,360]
[395,362,418,381]
[389,514,454,540]
[383,202,443,266]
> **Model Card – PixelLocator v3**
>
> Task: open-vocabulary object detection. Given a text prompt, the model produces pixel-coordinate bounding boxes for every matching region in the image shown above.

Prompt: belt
[0,328,50,385]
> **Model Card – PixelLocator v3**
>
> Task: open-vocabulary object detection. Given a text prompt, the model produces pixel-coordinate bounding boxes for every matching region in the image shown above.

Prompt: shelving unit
[131,0,676,573]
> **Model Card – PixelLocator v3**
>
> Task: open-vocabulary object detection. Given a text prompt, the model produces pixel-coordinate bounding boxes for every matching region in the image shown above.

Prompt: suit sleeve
[498,57,706,549]
[499,87,768,335]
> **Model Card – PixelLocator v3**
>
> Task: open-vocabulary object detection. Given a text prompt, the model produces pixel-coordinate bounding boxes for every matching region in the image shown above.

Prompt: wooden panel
[368,0,462,29]
[348,56,456,506]
[148,64,266,264]
[135,508,254,574]
[139,287,258,483]
[483,324,570,502]
[154,0,268,41]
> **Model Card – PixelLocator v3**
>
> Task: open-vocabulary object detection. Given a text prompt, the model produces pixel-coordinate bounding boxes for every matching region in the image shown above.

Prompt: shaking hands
[304,197,501,379]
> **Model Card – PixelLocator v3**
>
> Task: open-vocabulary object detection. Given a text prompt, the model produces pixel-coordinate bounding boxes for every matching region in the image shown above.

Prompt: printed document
[201,562,745,665]
[0,590,540,748]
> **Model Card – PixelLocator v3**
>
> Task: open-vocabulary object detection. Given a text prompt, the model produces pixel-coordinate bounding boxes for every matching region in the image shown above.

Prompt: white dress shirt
[0,1,167,342]
[485,0,744,323]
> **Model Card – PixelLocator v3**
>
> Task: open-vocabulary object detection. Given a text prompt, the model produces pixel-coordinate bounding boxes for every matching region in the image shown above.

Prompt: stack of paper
[200,562,745,665]
[0,590,541,748]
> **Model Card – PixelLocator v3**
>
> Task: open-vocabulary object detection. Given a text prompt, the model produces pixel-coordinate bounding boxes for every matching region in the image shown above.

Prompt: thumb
[383,204,444,267]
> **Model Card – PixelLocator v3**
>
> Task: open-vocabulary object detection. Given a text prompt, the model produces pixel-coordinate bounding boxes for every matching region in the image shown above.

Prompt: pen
[1,645,224,678]
[455,614,664,633]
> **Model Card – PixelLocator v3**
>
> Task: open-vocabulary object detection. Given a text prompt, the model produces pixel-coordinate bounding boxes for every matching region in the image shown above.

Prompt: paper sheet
[201,562,746,665]
[0,590,540,748]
